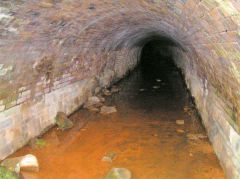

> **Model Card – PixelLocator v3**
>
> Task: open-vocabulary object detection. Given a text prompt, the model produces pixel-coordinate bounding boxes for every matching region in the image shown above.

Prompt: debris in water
[0,166,18,179]
[104,168,131,179]
[177,129,185,133]
[100,106,117,114]
[0,154,39,174]
[187,133,207,140]
[102,151,117,163]
[176,120,184,125]
[152,86,160,89]
[156,79,161,82]
[55,112,73,130]
[139,88,146,92]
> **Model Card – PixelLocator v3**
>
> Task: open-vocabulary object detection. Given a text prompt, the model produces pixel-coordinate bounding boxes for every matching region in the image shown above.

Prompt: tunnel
[0,0,240,178]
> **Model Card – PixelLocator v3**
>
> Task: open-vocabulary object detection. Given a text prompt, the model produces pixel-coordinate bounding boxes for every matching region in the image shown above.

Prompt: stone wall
[0,0,239,178]
[171,47,240,179]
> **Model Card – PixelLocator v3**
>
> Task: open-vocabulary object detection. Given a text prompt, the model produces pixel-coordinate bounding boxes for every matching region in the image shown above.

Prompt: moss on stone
[55,112,73,130]
[0,166,19,179]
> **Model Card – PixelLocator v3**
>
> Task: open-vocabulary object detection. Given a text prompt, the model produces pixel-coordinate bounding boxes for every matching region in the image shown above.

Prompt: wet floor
[12,44,226,179]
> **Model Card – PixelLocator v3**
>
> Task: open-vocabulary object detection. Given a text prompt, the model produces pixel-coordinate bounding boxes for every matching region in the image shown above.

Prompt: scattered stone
[187,133,207,140]
[184,105,196,116]
[29,138,48,148]
[152,86,160,89]
[1,154,39,174]
[176,120,184,125]
[156,79,162,82]
[99,96,105,102]
[104,168,131,179]
[111,86,119,93]
[95,87,101,94]
[177,129,185,133]
[0,166,19,179]
[100,106,117,114]
[183,106,189,112]
[102,151,117,163]
[84,96,101,108]
[86,105,99,112]
[55,112,73,130]
[103,89,111,96]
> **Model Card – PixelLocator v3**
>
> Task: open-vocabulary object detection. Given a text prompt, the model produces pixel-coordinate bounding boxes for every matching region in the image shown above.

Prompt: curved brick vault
[0,0,240,178]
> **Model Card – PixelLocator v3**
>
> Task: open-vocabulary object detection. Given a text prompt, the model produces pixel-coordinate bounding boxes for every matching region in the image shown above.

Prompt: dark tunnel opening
[116,39,191,112]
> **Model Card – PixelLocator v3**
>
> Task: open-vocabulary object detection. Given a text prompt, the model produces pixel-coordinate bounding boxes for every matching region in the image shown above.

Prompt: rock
[84,96,102,108]
[19,155,39,172]
[187,133,207,140]
[100,106,117,114]
[152,86,160,89]
[0,166,19,179]
[184,106,189,112]
[103,89,111,96]
[110,86,119,93]
[156,79,162,82]
[139,88,145,92]
[55,112,73,130]
[1,154,39,174]
[104,168,131,179]
[102,151,117,163]
[86,105,100,112]
[99,97,105,102]
[176,120,184,125]
[95,87,101,94]
[29,138,48,148]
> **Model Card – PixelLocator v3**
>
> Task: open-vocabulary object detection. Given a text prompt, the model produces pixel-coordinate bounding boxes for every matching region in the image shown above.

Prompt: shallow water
[11,54,226,179]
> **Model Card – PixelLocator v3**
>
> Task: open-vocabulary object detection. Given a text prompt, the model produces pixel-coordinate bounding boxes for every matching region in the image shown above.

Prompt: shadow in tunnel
[113,39,190,113]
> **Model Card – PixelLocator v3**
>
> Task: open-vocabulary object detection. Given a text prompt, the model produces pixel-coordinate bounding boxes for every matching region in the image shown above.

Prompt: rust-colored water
[12,51,226,179]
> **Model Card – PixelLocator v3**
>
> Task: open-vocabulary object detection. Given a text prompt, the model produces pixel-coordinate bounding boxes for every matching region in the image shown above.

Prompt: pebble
[103,89,111,96]
[102,151,117,163]
[176,120,184,125]
[84,96,101,108]
[153,86,160,89]
[177,129,185,133]
[187,133,207,140]
[111,86,119,93]
[100,106,117,114]
[104,168,131,179]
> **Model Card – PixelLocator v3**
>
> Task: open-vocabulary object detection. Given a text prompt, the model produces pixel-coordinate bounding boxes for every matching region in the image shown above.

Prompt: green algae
[0,166,19,179]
